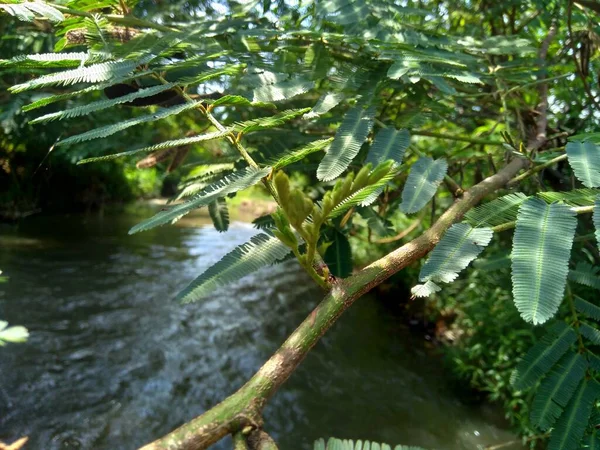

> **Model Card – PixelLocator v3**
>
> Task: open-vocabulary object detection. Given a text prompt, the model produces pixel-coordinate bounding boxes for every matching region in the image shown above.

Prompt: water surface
[0,209,520,450]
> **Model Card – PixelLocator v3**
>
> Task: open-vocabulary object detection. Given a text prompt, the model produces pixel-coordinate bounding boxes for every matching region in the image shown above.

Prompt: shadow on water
[0,211,521,450]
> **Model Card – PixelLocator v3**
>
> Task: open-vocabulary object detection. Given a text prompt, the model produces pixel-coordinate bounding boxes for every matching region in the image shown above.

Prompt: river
[0,207,521,450]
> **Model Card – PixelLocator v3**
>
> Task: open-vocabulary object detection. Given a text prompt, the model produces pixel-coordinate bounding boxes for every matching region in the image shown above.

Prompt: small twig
[507,154,567,187]
[373,217,422,244]
[411,130,504,146]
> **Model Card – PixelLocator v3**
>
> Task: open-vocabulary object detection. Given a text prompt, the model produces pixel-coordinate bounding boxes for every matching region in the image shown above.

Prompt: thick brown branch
[139,156,528,450]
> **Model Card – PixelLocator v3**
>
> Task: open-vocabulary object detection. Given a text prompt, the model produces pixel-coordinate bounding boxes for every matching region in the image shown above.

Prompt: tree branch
[138,156,528,450]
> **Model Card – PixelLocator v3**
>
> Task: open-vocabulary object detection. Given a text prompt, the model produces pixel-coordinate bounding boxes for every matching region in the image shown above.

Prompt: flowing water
[0,207,521,450]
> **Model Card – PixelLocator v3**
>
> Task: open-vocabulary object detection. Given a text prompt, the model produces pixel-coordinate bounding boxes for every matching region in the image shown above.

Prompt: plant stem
[411,130,504,146]
[507,154,567,187]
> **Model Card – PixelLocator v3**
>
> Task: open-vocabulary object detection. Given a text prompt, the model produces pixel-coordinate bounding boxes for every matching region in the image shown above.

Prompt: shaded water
[0,208,521,450]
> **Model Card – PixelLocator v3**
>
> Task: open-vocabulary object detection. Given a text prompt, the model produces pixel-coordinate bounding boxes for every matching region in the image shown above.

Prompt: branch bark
[139,156,528,450]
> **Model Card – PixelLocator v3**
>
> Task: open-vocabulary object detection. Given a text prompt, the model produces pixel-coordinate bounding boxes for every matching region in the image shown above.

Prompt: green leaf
[210,95,273,108]
[271,138,333,170]
[511,199,577,325]
[9,60,138,93]
[581,434,600,450]
[365,128,410,167]
[324,230,353,278]
[358,207,394,237]
[548,379,600,450]
[29,83,177,124]
[176,232,291,303]
[234,108,311,134]
[419,223,493,284]
[399,157,447,214]
[530,352,587,431]
[566,141,600,188]
[77,129,232,164]
[580,323,600,345]
[253,78,315,103]
[304,92,345,118]
[538,189,600,207]
[0,52,88,68]
[595,197,600,253]
[411,280,441,298]
[208,198,230,232]
[328,169,397,218]
[568,262,600,290]
[575,297,600,321]
[0,1,63,23]
[314,437,425,450]
[58,102,199,146]
[511,322,577,390]
[130,167,270,234]
[464,193,527,227]
[317,106,376,181]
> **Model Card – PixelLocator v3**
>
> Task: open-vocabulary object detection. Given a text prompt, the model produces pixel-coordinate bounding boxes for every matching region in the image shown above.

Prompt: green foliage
[463,193,527,227]
[317,105,376,182]
[130,167,270,233]
[324,229,353,278]
[313,438,425,450]
[399,157,447,214]
[511,199,577,325]
[566,141,600,188]
[0,1,63,23]
[208,198,229,232]
[365,128,410,167]
[176,232,291,303]
[416,223,493,285]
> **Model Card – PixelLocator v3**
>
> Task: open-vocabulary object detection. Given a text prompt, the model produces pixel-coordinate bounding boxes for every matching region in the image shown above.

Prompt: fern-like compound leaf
[568,261,600,290]
[208,198,230,232]
[317,106,376,181]
[511,322,577,390]
[304,92,345,118]
[575,297,600,321]
[30,84,177,124]
[58,102,199,146]
[530,352,587,431]
[271,138,333,170]
[0,1,64,23]
[419,223,493,284]
[511,199,577,325]
[399,157,447,214]
[547,379,600,450]
[538,188,600,207]
[464,193,527,227]
[77,129,232,164]
[314,437,425,450]
[411,280,441,298]
[129,166,270,234]
[566,141,600,188]
[253,78,315,103]
[234,108,311,134]
[9,60,138,93]
[580,323,600,345]
[176,232,291,303]
[595,196,600,253]
[365,128,410,167]
[328,170,397,218]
